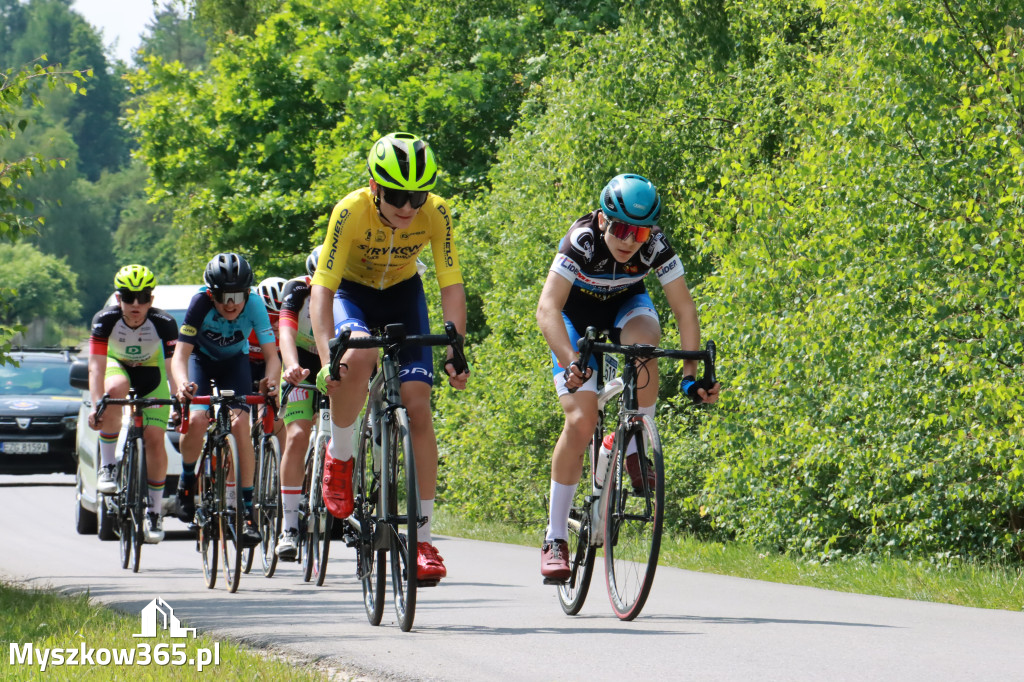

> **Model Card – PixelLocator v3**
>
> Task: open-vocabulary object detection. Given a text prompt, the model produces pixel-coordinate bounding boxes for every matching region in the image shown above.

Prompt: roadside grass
[0,581,331,681]
[433,509,1024,612]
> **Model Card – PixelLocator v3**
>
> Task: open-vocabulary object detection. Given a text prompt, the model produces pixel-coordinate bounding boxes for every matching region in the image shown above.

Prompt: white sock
[327,421,355,462]
[420,498,434,544]
[545,480,577,542]
[282,488,302,532]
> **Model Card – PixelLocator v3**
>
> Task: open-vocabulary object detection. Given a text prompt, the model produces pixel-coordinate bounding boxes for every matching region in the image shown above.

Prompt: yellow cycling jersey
[310,187,463,291]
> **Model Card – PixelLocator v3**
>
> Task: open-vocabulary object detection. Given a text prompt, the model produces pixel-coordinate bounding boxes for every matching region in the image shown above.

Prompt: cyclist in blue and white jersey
[170,253,280,546]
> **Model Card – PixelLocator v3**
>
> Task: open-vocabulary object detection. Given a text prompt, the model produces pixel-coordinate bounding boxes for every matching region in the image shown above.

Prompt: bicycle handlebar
[94,393,179,421]
[279,381,320,409]
[575,325,718,394]
[179,392,271,434]
[328,321,469,381]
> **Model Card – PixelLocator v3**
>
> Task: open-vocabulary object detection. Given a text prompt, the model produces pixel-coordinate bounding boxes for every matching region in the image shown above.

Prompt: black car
[0,347,81,474]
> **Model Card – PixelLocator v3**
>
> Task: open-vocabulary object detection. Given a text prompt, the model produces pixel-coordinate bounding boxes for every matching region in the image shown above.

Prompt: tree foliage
[123,0,1024,564]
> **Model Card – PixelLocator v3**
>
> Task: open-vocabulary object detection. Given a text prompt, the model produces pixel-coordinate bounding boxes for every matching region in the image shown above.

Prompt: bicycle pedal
[417,578,441,588]
[542,577,568,586]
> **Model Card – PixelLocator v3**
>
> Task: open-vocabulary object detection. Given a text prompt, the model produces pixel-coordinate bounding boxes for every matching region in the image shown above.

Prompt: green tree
[0,241,81,330]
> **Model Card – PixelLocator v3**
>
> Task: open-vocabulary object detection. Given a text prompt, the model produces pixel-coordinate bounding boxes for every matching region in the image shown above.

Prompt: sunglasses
[212,290,248,305]
[380,186,429,209]
[118,289,152,304]
[606,219,652,244]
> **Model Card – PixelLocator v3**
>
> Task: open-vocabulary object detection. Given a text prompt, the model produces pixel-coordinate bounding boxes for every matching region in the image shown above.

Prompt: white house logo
[134,598,196,638]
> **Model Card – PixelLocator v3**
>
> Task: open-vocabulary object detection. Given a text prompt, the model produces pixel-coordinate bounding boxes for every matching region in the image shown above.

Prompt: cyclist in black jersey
[88,264,178,543]
[535,174,720,581]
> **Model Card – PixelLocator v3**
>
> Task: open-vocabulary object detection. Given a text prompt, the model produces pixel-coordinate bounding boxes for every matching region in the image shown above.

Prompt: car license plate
[1,442,49,454]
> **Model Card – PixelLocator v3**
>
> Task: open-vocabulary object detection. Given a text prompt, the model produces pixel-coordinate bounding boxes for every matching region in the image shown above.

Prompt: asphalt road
[2,474,1023,681]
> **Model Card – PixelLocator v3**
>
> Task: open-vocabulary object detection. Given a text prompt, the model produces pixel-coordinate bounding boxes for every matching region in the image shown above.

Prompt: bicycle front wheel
[129,438,147,573]
[197,447,218,589]
[603,415,664,621]
[218,435,244,593]
[301,436,327,582]
[117,448,132,570]
[388,407,418,632]
[354,410,385,625]
[256,434,281,578]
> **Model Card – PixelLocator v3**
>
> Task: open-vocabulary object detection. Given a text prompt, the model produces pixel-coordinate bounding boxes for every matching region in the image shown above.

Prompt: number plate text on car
[1,442,49,454]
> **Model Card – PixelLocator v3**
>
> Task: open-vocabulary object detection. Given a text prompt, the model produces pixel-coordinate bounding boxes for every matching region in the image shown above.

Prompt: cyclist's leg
[543,312,601,581]
[136,365,171,521]
[320,285,374,519]
[97,363,130,492]
[616,296,661,488]
[616,293,661,410]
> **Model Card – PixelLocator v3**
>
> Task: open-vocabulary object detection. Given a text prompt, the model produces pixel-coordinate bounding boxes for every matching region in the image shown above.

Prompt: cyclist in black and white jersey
[88,264,178,543]
[536,174,720,582]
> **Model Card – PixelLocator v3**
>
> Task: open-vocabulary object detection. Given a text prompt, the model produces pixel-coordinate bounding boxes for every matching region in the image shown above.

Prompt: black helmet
[204,252,254,292]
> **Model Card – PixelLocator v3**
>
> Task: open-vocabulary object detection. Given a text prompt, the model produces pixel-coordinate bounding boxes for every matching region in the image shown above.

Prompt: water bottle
[595,433,614,488]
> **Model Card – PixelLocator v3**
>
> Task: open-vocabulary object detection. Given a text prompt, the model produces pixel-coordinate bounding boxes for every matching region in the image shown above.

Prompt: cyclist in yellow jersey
[309,132,469,583]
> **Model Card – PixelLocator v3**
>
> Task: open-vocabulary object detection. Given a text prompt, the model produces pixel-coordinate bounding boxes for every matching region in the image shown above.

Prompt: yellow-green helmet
[113,264,156,292]
[366,133,437,191]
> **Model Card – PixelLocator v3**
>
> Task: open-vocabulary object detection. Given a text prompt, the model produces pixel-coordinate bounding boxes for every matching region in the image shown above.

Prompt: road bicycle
[94,390,178,573]
[557,326,716,620]
[250,393,281,577]
[181,386,273,593]
[279,380,337,586]
[334,321,467,632]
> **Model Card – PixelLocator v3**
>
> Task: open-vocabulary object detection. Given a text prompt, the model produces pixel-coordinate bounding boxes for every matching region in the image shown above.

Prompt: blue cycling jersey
[177,287,275,361]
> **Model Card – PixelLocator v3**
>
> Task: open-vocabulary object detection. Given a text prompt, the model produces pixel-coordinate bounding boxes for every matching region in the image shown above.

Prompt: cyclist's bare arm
[662,275,719,404]
[310,283,337,368]
[278,323,309,385]
[536,271,588,389]
[87,352,108,430]
[170,339,197,401]
[439,283,470,388]
[259,340,281,395]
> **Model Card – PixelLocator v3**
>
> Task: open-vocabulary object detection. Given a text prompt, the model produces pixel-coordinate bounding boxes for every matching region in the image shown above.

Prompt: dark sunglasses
[606,220,652,244]
[212,290,248,305]
[118,289,152,304]
[380,186,429,209]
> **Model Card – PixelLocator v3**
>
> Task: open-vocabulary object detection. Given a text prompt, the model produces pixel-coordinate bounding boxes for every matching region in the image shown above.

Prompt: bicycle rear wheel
[129,438,147,573]
[355,411,385,625]
[218,435,244,593]
[256,434,281,578]
[558,433,598,614]
[603,415,664,620]
[197,447,218,589]
[388,407,418,632]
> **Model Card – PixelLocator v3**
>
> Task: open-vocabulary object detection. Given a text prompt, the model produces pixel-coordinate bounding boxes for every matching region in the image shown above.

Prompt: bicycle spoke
[389,408,418,632]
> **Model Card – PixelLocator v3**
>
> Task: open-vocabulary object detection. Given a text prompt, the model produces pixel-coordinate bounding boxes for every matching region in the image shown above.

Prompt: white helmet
[256,276,287,312]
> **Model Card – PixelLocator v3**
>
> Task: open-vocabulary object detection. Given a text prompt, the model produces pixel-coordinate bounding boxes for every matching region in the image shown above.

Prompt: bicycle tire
[130,438,147,573]
[117,451,131,570]
[219,434,244,593]
[197,447,218,589]
[355,410,385,625]
[388,407,418,632]
[311,435,330,586]
[257,435,281,578]
[301,438,322,582]
[603,415,664,621]
[559,510,596,615]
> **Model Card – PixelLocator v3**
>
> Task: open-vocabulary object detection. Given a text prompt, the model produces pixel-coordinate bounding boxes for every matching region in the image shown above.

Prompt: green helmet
[113,264,156,292]
[366,133,438,191]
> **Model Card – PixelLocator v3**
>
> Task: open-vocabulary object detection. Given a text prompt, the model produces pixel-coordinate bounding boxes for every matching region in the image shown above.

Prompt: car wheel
[75,468,97,535]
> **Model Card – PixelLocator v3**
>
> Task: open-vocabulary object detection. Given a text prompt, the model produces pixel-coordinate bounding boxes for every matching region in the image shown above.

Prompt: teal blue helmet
[599,174,661,226]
